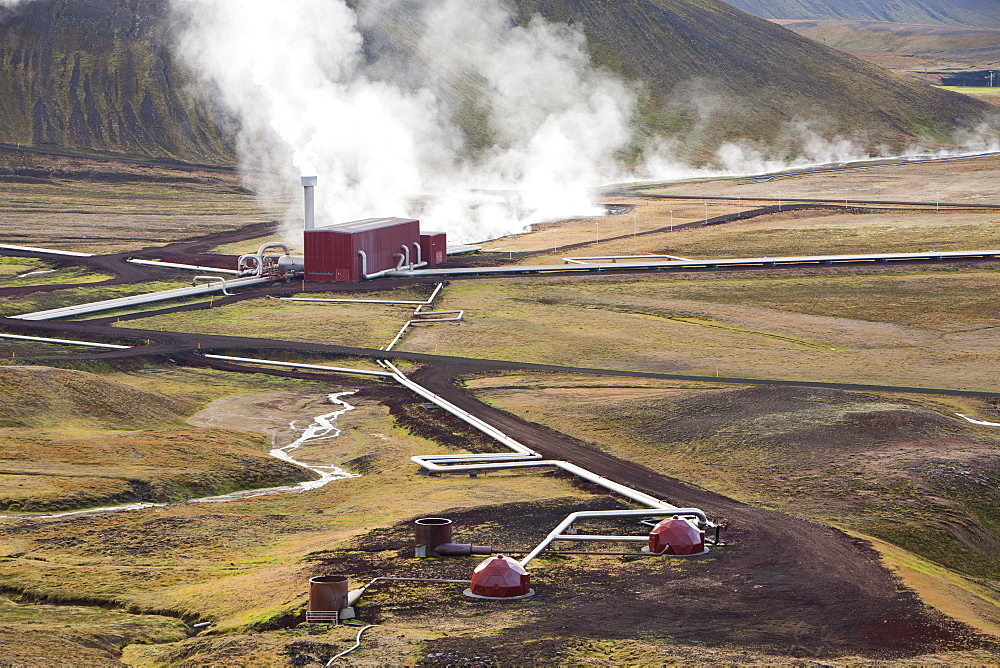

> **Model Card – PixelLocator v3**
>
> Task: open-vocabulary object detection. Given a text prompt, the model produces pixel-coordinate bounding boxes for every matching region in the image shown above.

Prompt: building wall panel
[304,218,423,282]
[419,232,447,266]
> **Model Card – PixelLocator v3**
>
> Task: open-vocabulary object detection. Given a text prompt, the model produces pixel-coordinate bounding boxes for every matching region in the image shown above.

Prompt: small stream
[957,413,1000,427]
[0,392,359,519]
[14,269,57,279]
[193,391,360,502]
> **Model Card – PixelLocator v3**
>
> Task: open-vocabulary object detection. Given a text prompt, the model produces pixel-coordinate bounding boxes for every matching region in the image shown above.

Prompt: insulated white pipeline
[0,333,132,349]
[127,259,241,275]
[381,286,460,351]
[237,254,260,276]
[192,275,233,295]
[12,275,274,320]
[380,360,710,566]
[383,322,411,352]
[255,243,290,276]
[202,354,394,377]
[387,249,1000,278]
[518,509,708,566]
[380,361,708,563]
[383,362,692,505]
[0,244,94,257]
[381,361,535,455]
[358,250,404,280]
[281,283,444,306]
[563,254,693,264]
[412,310,464,322]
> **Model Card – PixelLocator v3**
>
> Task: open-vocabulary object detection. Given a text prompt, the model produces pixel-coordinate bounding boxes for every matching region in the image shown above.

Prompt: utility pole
[704,202,708,224]
[988,71,996,87]
[669,209,673,232]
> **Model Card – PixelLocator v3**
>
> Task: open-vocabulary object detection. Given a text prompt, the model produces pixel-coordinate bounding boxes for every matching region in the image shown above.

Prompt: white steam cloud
[7,0,997,242]
[172,0,635,242]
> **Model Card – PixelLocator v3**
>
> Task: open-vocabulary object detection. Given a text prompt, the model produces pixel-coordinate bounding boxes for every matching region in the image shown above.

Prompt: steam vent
[465,555,533,600]
[648,516,707,556]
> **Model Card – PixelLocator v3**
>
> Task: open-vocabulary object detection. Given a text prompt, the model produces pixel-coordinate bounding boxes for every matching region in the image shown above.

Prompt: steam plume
[172,0,635,242]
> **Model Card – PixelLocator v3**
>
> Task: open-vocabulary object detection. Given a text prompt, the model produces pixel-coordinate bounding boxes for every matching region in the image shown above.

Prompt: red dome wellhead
[648,516,707,556]
[466,555,533,599]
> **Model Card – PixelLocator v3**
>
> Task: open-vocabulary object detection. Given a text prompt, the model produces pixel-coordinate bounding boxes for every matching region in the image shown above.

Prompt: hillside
[722,0,1000,27]
[0,366,315,511]
[0,0,993,165]
[0,365,187,429]
[775,20,1000,82]
[0,0,233,163]
[505,0,993,154]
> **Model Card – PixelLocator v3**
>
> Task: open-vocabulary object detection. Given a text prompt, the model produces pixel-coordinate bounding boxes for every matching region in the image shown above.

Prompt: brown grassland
[0,149,286,254]
[2,156,1000,664]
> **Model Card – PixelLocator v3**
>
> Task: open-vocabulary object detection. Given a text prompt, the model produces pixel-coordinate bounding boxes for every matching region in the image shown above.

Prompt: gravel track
[2,220,999,656]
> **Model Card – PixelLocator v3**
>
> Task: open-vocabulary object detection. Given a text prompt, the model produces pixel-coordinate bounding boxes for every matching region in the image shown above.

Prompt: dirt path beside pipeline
[154,353,999,657]
[0,330,994,657]
[399,363,993,659]
[0,221,278,298]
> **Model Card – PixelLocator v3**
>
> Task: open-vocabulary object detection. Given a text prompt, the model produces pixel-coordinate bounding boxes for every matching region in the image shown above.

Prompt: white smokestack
[301,175,317,230]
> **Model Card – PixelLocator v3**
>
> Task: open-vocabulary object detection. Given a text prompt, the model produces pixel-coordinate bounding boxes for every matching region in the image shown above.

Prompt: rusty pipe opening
[414,517,493,557]
[433,543,493,557]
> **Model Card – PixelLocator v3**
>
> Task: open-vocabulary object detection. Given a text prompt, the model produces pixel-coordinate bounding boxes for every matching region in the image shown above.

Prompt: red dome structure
[467,555,532,599]
[648,516,706,556]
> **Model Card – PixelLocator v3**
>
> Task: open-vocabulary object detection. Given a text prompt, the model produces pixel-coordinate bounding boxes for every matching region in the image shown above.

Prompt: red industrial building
[419,231,447,266]
[298,178,446,282]
[303,217,447,282]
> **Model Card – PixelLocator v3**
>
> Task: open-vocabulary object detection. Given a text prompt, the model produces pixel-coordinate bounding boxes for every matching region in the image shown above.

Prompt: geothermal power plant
[300,177,448,282]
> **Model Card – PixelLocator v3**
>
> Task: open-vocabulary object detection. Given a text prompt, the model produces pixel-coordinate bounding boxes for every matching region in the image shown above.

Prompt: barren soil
[3,156,1000,664]
[398,269,1000,391]
[0,150,286,253]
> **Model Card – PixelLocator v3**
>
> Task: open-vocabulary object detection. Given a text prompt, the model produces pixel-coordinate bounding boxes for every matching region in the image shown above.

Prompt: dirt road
[2,223,998,658]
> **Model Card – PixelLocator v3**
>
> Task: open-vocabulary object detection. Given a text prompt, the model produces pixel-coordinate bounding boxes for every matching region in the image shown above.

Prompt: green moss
[867,524,1000,580]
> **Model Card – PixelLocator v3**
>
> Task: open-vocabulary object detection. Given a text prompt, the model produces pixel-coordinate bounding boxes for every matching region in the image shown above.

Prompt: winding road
[1,192,999,656]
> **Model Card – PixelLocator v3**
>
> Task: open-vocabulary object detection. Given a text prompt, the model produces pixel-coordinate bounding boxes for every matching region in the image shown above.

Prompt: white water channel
[0,392,359,519]
[957,413,1000,427]
[14,269,57,279]
[193,391,360,502]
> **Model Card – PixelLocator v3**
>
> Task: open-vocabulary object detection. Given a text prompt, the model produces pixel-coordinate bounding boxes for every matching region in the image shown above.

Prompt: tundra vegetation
[0,156,999,663]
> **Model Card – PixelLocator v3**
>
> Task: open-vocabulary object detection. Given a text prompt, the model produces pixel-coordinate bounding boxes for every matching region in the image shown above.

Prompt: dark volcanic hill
[721,0,1000,27]
[0,0,994,165]
[507,0,992,154]
[0,0,233,163]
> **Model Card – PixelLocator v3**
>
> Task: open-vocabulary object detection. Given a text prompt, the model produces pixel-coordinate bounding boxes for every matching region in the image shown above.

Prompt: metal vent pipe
[301,176,317,230]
